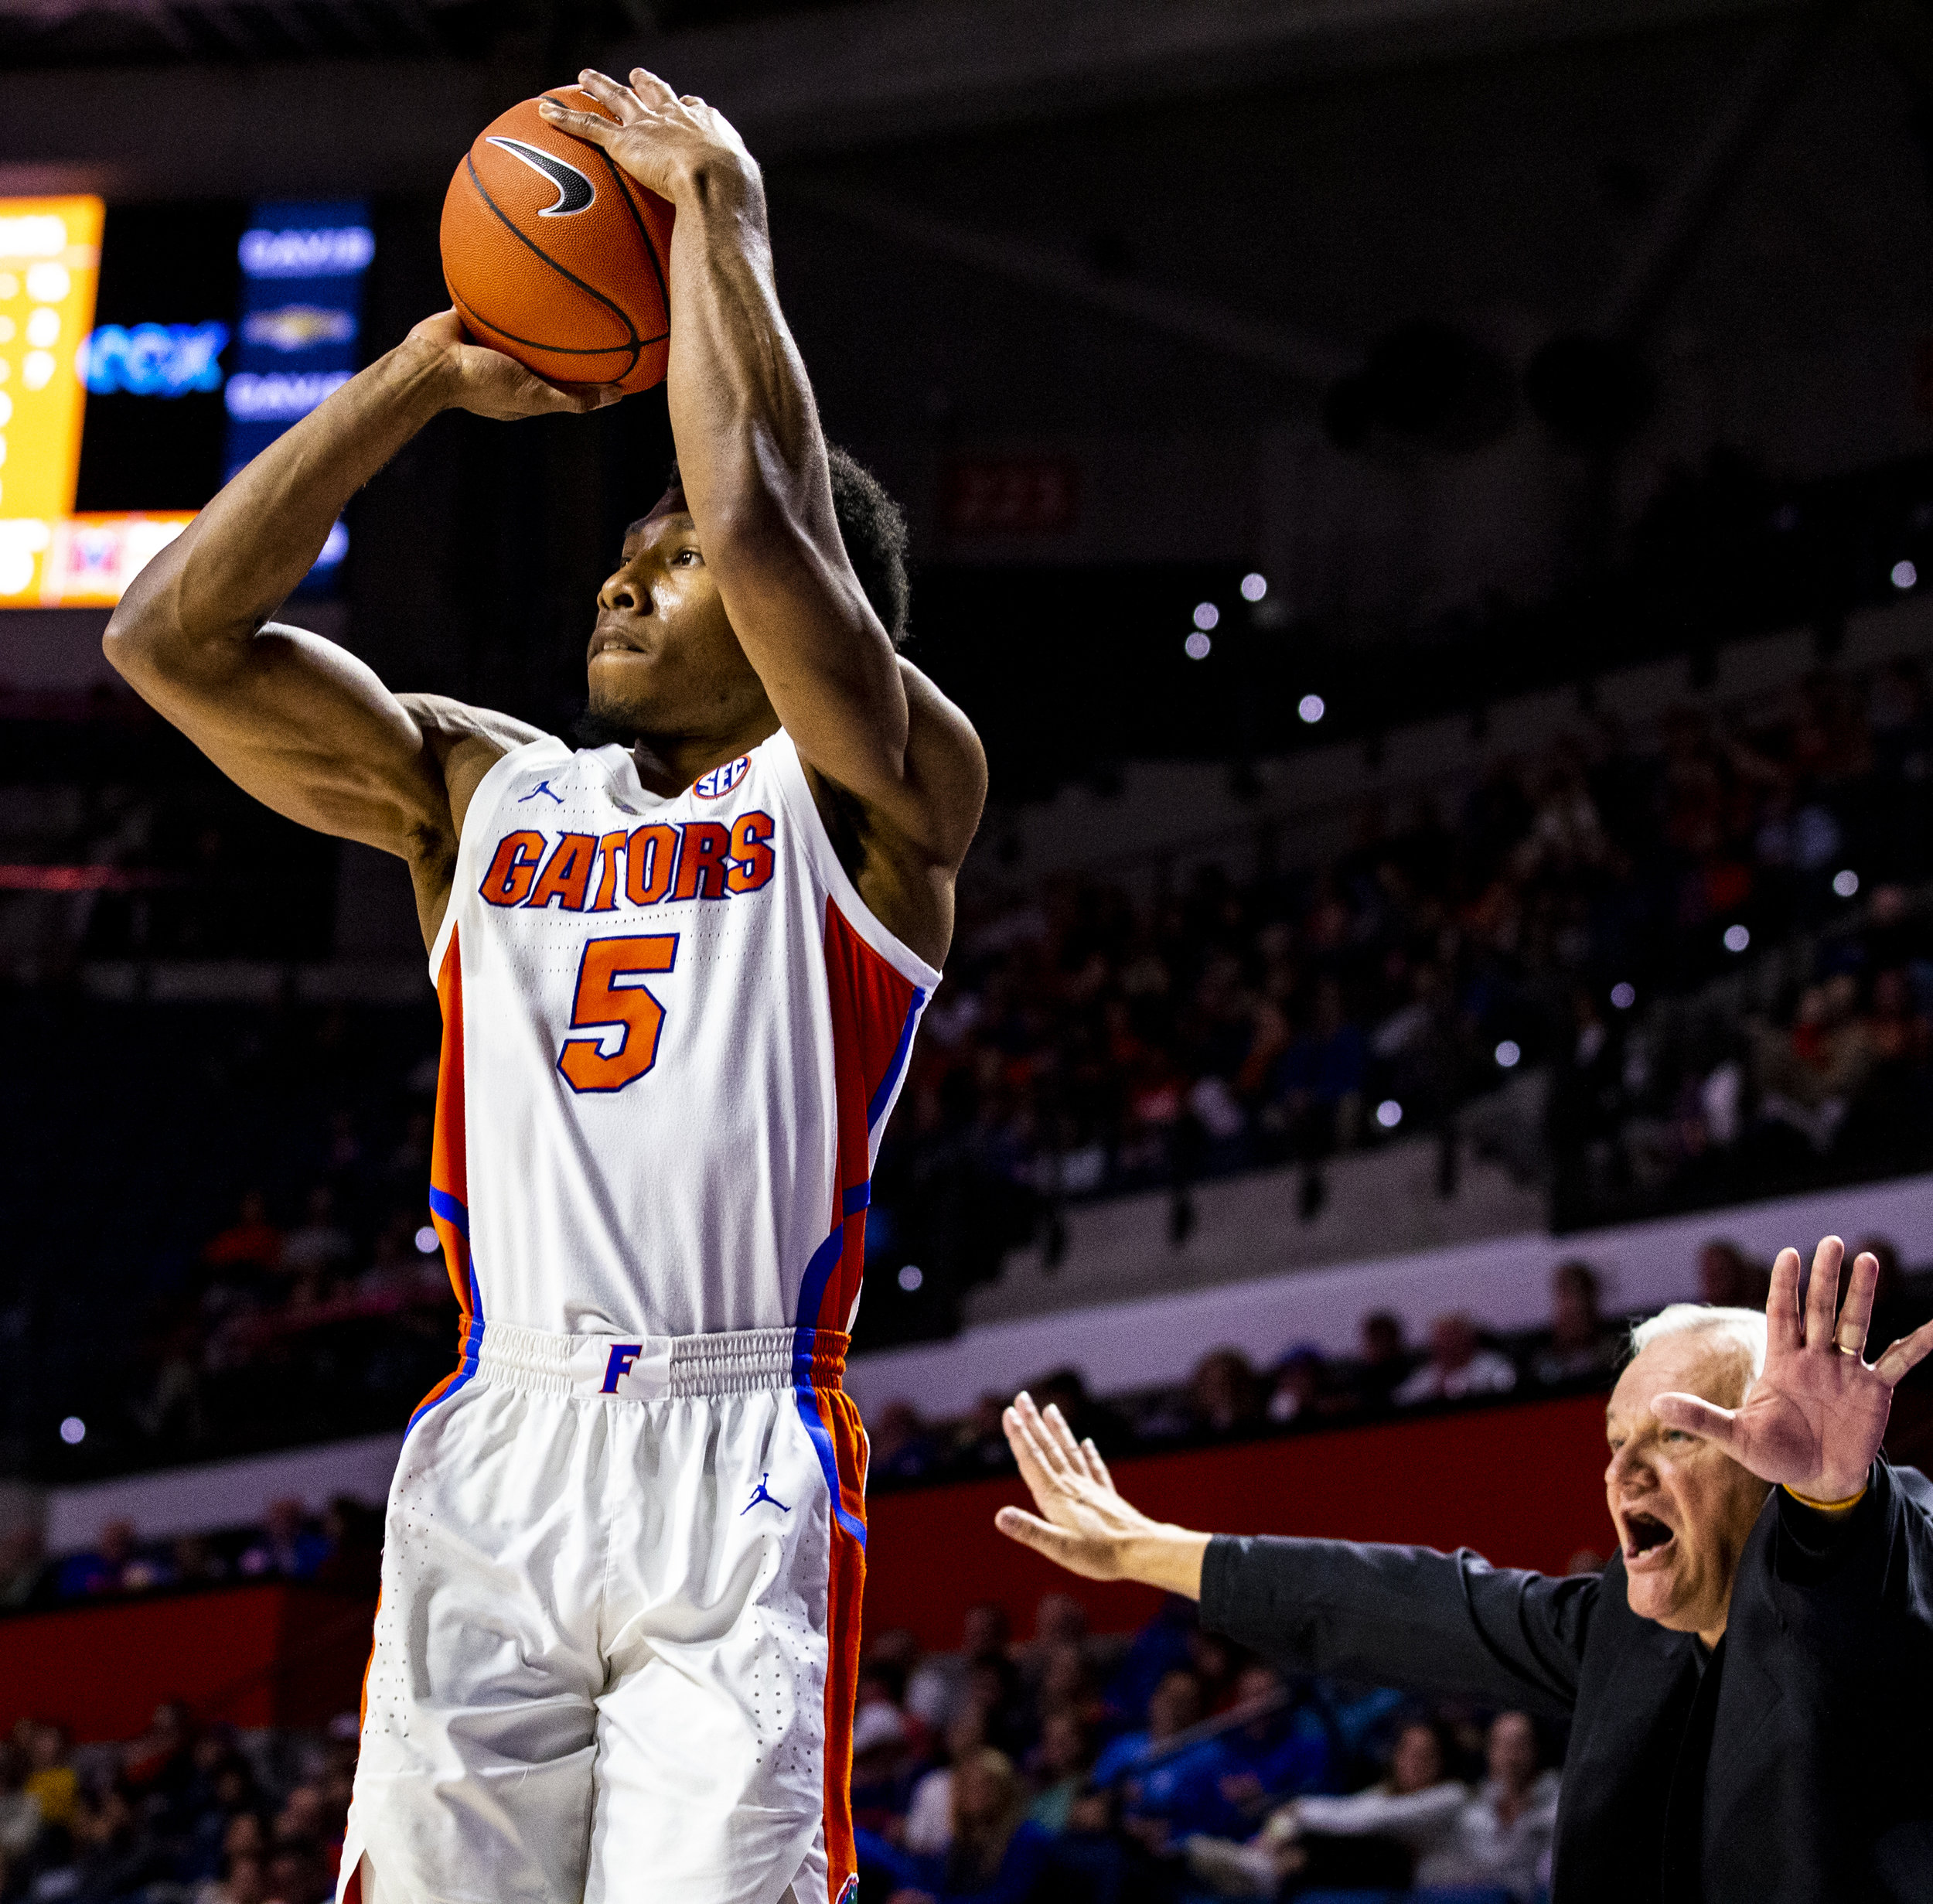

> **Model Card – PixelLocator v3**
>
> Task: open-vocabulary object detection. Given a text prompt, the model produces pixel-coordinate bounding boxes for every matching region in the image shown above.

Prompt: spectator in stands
[55,1519,142,1599]
[871,1401,943,1483]
[1529,1259,1621,1387]
[1185,1350,1265,1438]
[54,1783,174,1904]
[1350,1310,1413,1412]
[1185,1714,1456,1895]
[279,1186,352,1283]
[857,1749,1053,1904]
[1024,1709,1094,1836]
[22,1721,77,1830]
[1193,1662,1332,1824]
[1699,1239,1769,1309]
[201,1190,282,1281]
[237,1500,327,1580]
[1265,1347,1330,1425]
[0,1527,46,1612]
[0,1739,40,1865]
[850,1702,915,1837]
[904,1710,990,1855]
[1393,1312,1517,1405]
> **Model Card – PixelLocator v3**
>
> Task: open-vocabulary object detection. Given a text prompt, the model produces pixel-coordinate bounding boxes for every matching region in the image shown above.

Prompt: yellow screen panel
[0,195,104,523]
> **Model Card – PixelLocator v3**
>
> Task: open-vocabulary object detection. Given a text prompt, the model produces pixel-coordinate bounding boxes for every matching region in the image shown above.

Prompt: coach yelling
[995,1237,1933,1902]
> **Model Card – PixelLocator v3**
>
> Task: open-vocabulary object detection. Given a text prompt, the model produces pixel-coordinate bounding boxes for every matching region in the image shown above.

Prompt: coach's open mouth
[1623,1510,1676,1568]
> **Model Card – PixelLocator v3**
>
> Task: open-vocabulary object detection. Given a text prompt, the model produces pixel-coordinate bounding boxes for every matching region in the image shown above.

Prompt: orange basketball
[440,86,674,393]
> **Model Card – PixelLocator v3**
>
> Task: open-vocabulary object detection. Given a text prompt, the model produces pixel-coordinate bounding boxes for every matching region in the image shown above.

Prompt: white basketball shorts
[337,1322,868,1904]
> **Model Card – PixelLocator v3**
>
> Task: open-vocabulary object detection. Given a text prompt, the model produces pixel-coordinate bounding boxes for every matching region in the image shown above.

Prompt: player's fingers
[1803,1236,1845,1347]
[628,66,681,103]
[574,69,641,118]
[536,98,614,145]
[1836,1252,1880,1357]
[1873,1315,1933,1387]
[1768,1247,1803,1353]
[1652,1391,1740,1446]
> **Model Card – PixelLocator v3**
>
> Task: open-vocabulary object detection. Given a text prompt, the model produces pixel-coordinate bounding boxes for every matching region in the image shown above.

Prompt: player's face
[586,496,769,740]
[1604,1333,1771,1641]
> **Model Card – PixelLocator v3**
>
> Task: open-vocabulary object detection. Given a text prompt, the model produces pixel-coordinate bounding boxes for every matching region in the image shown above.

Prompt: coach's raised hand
[994,1393,1211,1595]
[539,68,760,212]
[1655,1235,1933,1508]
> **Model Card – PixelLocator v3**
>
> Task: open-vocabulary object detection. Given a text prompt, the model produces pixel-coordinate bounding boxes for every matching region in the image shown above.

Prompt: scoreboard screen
[0,196,370,609]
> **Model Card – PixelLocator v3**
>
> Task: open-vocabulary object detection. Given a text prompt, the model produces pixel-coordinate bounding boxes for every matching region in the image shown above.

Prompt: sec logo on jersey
[694,756,751,799]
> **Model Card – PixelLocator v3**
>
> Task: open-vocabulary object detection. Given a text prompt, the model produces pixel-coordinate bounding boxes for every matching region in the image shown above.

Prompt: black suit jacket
[1198,1461,1933,1902]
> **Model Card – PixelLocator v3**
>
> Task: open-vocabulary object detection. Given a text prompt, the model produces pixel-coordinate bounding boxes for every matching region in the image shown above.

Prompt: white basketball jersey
[420,727,939,1350]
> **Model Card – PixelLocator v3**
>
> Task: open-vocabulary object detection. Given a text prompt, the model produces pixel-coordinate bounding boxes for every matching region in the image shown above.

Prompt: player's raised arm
[539,70,986,872]
[103,312,614,943]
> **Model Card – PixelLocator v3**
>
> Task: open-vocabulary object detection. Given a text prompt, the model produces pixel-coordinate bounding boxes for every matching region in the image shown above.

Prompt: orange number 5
[557,934,679,1094]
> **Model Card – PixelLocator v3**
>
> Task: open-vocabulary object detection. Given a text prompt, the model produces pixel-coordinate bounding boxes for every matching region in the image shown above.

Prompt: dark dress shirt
[1198,1460,1933,1902]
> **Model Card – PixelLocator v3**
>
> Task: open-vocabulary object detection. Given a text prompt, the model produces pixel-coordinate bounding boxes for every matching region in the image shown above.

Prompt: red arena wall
[2,1393,1611,1740]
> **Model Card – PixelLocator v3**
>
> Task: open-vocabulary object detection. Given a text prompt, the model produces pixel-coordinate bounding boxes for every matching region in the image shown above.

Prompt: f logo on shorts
[602,1343,643,1393]
[837,1877,860,1904]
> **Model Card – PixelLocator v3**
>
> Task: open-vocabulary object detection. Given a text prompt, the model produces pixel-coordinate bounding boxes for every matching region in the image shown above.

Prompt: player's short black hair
[659,445,911,648]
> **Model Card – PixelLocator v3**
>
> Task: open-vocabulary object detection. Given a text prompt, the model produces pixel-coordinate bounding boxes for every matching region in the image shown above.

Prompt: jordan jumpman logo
[741,1472,791,1515]
[518,780,564,804]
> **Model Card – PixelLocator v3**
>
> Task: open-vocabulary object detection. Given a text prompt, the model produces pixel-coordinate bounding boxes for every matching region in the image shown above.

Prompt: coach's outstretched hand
[1655,1235,1933,1507]
[404,309,623,421]
[994,1393,1211,1596]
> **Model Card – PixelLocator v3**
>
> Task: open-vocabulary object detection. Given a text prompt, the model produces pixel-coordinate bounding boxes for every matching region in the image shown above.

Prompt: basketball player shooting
[104,68,987,1904]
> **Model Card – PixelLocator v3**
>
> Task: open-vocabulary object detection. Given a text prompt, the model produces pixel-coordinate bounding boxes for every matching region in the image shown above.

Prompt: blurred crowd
[0,1706,355,1904]
[873,661,1933,1315]
[0,1594,1567,1904]
[0,1497,381,1619]
[848,1591,1560,1903]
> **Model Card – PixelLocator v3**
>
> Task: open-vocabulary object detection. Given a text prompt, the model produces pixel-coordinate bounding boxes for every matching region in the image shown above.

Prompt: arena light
[1184,630,1212,660]
[1239,572,1267,602]
[1495,1039,1522,1069]
[1833,868,1860,899]
[59,1415,85,1445]
[1892,560,1918,592]
[1192,601,1220,632]
[1375,1098,1403,1129]
[1723,923,1751,954]
[1298,694,1325,724]
[897,1264,924,1292]
[1611,981,1637,1011]
[414,1225,439,1255]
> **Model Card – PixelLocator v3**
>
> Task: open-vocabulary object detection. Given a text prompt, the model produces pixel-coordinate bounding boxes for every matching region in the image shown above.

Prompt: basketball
[440,86,674,393]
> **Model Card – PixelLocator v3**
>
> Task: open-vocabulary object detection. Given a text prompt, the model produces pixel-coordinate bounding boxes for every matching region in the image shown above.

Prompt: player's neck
[626,715,781,798]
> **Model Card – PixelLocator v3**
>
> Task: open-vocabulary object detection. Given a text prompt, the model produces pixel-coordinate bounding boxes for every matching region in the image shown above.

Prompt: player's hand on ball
[404,309,623,420]
[994,1392,1163,1580]
[539,68,761,210]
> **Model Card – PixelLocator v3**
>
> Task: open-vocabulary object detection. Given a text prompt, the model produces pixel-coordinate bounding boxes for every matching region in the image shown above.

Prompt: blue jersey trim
[792,1325,867,1548]
[865,988,927,1131]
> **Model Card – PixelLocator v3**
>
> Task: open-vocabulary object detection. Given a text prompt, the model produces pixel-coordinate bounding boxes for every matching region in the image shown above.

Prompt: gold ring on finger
[1836,1333,1863,1356]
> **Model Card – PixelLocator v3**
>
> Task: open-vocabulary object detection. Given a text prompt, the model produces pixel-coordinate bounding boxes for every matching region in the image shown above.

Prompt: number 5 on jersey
[557,934,679,1093]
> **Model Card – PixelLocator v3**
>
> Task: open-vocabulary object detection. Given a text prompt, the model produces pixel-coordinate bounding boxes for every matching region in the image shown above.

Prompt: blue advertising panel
[224,200,373,591]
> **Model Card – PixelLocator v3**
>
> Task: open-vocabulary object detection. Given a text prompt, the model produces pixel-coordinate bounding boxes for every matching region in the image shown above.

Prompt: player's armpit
[801,661,985,969]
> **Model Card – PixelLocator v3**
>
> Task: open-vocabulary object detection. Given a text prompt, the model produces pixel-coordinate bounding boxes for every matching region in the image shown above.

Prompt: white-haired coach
[994,1237,1933,1903]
